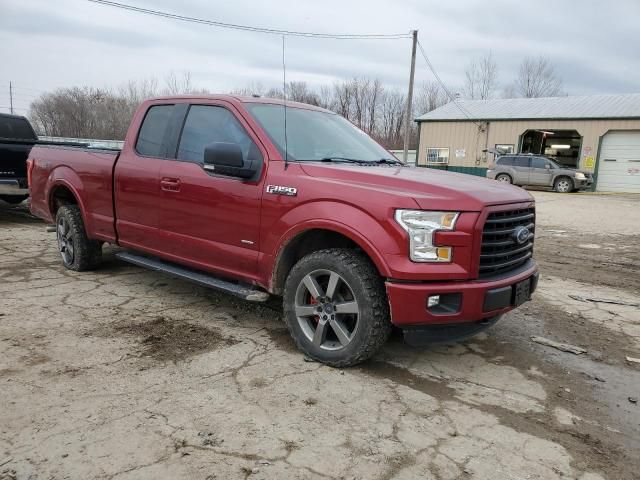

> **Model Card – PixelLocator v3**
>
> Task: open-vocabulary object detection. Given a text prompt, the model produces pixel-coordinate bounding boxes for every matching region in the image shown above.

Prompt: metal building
[415,94,640,192]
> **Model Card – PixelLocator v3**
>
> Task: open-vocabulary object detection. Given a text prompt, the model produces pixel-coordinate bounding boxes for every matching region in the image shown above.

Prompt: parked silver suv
[486,154,593,193]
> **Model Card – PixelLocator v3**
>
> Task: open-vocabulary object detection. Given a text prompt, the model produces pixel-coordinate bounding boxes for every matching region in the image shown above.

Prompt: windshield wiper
[375,157,405,165]
[320,157,369,164]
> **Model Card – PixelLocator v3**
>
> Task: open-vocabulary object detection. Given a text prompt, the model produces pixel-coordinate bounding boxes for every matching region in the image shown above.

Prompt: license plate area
[513,278,531,307]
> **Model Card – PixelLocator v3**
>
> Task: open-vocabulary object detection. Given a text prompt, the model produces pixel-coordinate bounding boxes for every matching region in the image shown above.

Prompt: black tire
[553,176,573,193]
[0,195,28,205]
[495,173,512,184]
[55,205,103,271]
[283,248,392,367]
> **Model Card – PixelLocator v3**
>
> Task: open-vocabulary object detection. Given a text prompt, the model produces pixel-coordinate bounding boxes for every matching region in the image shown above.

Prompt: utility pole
[402,30,417,164]
[9,81,14,114]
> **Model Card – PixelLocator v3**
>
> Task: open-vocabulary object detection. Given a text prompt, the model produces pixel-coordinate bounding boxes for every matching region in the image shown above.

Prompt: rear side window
[513,157,530,167]
[497,156,513,166]
[136,105,174,157]
[177,105,261,165]
[0,116,36,140]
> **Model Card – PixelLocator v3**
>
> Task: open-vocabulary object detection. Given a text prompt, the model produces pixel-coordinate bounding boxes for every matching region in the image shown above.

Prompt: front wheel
[554,176,573,193]
[495,173,512,184]
[283,248,392,367]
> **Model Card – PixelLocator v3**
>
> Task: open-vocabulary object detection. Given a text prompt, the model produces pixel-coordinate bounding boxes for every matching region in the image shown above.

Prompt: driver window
[531,157,548,169]
[177,105,262,165]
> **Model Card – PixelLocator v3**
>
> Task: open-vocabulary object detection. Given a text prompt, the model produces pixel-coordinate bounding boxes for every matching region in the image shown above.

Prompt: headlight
[394,210,459,262]
[575,172,586,180]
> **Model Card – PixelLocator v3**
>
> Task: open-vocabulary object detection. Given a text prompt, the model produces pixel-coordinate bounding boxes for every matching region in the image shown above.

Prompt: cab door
[157,103,266,282]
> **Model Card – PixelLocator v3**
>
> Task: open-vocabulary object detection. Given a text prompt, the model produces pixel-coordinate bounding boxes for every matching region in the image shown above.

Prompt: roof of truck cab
[147,94,334,114]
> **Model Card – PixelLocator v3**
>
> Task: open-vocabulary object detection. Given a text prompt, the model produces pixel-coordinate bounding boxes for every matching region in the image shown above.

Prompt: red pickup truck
[28,95,538,367]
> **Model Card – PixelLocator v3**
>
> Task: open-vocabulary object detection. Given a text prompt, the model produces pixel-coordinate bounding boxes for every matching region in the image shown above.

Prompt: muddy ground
[0,191,639,479]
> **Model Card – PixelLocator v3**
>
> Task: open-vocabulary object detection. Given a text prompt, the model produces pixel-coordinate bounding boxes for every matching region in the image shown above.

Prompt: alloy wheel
[57,216,75,265]
[556,179,571,192]
[294,269,360,351]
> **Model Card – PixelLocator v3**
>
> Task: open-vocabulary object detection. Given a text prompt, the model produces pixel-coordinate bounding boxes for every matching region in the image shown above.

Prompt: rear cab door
[529,157,554,186]
[512,156,532,185]
[114,101,176,252]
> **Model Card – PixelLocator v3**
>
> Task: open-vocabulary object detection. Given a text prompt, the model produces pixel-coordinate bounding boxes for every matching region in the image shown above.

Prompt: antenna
[282,35,289,170]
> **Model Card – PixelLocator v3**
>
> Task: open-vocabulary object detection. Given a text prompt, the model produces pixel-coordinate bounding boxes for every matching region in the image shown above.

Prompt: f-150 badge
[266,185,297,196]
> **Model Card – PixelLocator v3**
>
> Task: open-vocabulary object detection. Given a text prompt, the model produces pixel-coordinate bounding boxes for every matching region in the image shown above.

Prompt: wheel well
[497,172,512,180]
[50,185,78,216]
[554,175,573,186]
[271,229,368,295]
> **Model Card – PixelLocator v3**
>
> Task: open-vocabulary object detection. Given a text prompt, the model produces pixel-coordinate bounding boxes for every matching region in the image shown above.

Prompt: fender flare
[47,167,90,228]
[265,201,401,291]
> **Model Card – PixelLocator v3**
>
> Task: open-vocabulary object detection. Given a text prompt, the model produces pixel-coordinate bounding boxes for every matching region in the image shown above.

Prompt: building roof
[416,93,640,122]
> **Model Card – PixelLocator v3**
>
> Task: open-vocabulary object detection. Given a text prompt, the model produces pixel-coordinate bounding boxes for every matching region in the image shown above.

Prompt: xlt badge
[266,185,297,196]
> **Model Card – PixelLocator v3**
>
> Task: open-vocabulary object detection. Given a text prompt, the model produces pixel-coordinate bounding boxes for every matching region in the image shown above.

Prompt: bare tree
[415,81,447,115]
[316,85,334,110]
[333,80,354,121]
[377,89,405,149]
[163,72,209,95]
[286,81,320,105]
[515,56,563,98]
[230,81,266,97]
[28,74,448,148]
[464,53,498,100]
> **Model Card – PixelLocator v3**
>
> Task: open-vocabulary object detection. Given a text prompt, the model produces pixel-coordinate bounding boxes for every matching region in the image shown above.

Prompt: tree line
[28,55,564,146]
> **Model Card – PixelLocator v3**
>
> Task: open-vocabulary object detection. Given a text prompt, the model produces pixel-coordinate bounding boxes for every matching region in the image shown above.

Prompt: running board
[115,251,270,302]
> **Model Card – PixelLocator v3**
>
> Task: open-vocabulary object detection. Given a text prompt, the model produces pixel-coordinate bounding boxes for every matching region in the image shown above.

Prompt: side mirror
[544,164,551,169]
[203,142,256,179]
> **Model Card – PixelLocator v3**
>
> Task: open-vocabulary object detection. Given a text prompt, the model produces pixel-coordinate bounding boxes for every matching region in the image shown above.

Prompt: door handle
[160,178,181,192]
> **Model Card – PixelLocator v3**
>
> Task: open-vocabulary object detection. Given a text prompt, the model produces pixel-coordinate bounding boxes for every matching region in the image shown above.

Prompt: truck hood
[299,163,533,211]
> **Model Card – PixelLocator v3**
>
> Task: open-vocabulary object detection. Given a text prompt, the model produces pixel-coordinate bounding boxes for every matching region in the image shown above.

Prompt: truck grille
[479,207,535,278]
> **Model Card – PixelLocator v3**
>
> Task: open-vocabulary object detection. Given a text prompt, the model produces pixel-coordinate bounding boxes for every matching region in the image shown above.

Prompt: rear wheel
[283,248,391,367]
[495,173,512,184]
[554,176,573,193]
[55,205,103,271]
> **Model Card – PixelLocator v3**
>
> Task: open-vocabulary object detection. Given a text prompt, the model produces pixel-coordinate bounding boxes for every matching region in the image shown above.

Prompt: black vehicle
[0,113,38,204]
[0,114,88,205]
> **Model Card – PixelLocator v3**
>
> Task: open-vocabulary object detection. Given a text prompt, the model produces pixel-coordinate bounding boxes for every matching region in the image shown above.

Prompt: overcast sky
[1,0,639,115]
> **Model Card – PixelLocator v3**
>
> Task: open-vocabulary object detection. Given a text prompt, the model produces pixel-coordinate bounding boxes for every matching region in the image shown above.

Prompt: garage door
[596,131,640,192]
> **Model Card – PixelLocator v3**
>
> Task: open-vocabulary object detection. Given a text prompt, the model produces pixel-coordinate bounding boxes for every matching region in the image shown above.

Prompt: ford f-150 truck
[28,95,538,367]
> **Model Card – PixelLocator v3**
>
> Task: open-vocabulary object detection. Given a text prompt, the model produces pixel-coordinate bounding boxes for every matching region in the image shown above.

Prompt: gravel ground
[1,191,639,480]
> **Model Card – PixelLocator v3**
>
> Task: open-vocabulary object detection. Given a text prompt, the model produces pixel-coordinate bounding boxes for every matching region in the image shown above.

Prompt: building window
[426,147,449,164]
[495,144,514,154]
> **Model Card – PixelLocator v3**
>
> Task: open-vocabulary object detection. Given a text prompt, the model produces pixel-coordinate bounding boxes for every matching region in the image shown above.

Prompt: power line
[416,39,482,128]
[86,0,412,40]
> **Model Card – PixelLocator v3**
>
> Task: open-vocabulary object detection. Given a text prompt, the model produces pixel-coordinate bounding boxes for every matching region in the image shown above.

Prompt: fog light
[427,295,440,308]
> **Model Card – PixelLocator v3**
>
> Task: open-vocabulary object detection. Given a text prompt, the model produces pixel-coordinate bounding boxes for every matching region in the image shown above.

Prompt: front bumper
[0,179,28,196]
[385,260,538,326]
[574,178,593,190]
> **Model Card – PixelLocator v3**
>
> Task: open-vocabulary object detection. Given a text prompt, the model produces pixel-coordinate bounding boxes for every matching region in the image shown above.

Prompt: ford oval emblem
[514,226,531,245]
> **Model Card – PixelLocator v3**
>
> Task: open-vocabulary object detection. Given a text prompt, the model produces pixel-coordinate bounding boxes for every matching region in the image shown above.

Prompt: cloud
[1,0,638,115]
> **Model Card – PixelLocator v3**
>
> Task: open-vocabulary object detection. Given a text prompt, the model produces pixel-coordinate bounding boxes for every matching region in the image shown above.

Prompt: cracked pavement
[1,191,639,479]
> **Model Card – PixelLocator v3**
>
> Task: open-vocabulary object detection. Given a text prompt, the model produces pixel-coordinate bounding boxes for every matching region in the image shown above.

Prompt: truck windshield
[245,103,393,163]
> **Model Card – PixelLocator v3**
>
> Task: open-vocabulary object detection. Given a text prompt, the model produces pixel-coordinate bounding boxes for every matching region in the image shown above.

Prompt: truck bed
[29,144,120,242]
